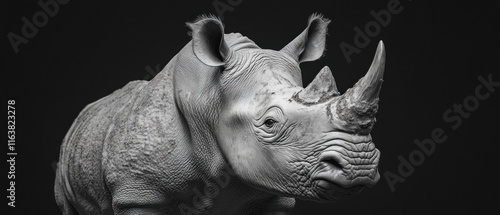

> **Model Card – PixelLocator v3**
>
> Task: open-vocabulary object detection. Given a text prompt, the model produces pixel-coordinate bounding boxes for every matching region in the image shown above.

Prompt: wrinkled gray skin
[55,14,386,215]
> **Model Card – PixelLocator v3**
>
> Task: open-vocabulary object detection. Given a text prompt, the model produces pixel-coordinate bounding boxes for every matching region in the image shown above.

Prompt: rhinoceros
[55,14,386,215]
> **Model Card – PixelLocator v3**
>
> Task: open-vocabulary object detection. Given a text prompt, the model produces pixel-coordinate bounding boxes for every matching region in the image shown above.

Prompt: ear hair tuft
[186,14,224,37]
[308,13,331,24]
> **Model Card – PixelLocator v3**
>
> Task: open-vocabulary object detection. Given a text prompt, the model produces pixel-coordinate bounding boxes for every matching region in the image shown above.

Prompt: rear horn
[294,66,339,104]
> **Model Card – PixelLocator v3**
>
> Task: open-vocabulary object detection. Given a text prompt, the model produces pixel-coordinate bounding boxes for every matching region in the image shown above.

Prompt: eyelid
[253,106,288,144]
[255,106,285,126]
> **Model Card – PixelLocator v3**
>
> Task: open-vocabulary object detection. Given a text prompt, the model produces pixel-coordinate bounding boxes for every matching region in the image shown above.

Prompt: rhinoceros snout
[315,140,381,190]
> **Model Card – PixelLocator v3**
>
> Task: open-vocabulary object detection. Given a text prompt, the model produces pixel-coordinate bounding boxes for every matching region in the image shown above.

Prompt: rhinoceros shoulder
[57,79,149,212]
[62,79,148,173]
[101,71,199,193]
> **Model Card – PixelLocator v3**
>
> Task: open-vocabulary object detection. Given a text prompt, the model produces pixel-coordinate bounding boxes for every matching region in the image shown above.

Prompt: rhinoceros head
[181,14,385,202]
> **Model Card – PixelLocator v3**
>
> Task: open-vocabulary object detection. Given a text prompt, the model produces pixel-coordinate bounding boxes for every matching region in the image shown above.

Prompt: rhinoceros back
[55,80,148,214]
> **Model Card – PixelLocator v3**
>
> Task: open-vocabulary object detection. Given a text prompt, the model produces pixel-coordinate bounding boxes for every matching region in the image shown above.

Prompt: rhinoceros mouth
[311,138,380,200]
[315,179,366,200]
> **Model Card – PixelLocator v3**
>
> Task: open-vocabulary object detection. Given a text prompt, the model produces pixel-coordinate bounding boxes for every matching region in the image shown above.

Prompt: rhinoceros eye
[264,119,277,128]
[253,106,288,143]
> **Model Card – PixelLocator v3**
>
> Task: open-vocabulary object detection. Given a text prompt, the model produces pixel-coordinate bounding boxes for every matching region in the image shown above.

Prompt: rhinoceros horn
[348,41,385,106]
[294,66,339,104]
[335,41,386,132]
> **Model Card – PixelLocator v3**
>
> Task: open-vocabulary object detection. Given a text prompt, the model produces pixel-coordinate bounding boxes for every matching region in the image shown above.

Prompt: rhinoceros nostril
[319,151,348,172]
[323,158,343,170]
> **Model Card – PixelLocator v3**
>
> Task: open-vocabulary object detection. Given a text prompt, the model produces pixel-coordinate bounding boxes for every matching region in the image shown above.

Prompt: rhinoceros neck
[146,42,228,177]
[141,41,276,213]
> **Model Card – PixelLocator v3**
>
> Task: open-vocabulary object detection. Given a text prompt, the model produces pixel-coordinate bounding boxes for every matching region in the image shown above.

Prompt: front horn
[335,41,386,133]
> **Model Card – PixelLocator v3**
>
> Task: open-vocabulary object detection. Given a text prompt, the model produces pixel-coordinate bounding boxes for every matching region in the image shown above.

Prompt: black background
[3,0,499,214]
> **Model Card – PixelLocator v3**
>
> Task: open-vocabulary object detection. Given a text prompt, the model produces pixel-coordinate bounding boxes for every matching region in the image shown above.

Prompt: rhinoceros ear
[187,15,231,67]
[280,13,330,63]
